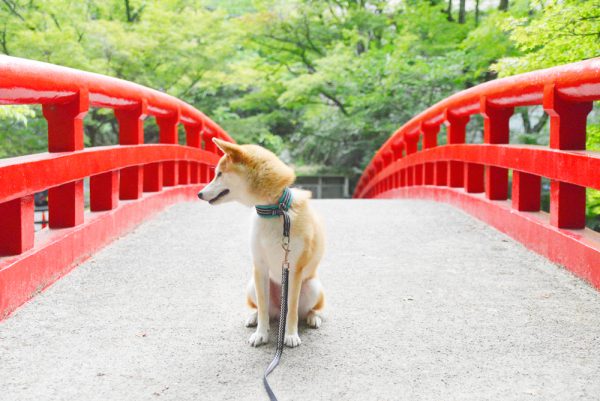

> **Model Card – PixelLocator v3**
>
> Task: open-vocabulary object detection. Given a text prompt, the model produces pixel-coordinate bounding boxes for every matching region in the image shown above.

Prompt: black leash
[256,189,292,401]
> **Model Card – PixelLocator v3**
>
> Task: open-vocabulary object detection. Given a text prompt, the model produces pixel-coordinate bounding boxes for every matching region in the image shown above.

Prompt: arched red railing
[354,58,600,289]
[0,56,233,318]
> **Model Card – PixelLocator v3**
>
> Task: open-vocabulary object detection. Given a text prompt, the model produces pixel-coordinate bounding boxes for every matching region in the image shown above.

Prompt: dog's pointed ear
[213,138,245,163]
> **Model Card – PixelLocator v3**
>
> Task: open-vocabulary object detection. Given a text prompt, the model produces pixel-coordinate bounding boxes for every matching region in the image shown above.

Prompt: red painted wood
[445,112,469,188]
[0,56,234,320]
[42,90,88,152]
[116,101,146,200]
[90,171,119,211]
[551,181,586,229]
[184,123,202,148]
[0,145,218,204]
[543,84,593,229]
[0,56,233,143]
[464,163,484,193]
[178,161,190,185]
[356,58,600,291]
[415,164,423,186]
[407,166,414,186]
[481,100,512,200]
[435,162,447,186]
[190,162,200,184]
[0,196,34,256]
[119,166,143,200]
[143,162,163,192]
[157,112,180,186]
[421,124,438,185]
[367,144,600,195]
[512,171,540,212]
[48,181,84,228]
[0,185,204,320]
[200,164,208,183]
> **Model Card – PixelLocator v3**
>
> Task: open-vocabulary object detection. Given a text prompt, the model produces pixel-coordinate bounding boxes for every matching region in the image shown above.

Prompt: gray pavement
[1,199,600,401]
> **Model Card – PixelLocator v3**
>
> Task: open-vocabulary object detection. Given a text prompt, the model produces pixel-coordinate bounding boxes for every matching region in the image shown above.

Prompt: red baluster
[42,89,88,228]
[157,110,180,186]
[184,123,202,184]
[544,84,592,229]
[0,196,34,255]
[203,131,217,181]
[481,98,513,200]
[512,171,541,211]
[90,172,119,211]
[445,111,469,188]
[114,100,147,201]
[422,123,439,185]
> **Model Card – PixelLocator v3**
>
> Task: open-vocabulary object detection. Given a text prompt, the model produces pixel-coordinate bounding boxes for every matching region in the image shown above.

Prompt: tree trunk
[498,0,509,11]
[458,0,466,24]
[475,0,480,25]
[445,0,454,22]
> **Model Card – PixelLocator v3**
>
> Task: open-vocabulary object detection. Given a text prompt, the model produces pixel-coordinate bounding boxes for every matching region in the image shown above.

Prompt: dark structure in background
[294,176,349,199]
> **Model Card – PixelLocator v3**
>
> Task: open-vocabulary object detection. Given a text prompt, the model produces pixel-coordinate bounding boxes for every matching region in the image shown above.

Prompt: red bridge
[0,56,232,318]
[354,58,600,290]
[1,56,600,400]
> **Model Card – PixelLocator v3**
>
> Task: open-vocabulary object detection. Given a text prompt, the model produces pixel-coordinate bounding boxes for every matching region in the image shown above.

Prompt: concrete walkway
[1,199,600,401]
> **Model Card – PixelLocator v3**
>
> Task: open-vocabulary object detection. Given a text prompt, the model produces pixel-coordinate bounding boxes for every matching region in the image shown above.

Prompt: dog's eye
[217,172,222,178]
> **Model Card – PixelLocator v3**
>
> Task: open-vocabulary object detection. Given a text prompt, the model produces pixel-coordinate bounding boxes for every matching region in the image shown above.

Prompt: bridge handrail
[0,56,232,140]
[354,58,600,289]
[0,56,231,318]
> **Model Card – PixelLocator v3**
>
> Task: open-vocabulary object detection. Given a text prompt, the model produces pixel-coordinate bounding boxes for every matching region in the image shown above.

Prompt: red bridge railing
[354,58,600,289]
[0,56,233,318]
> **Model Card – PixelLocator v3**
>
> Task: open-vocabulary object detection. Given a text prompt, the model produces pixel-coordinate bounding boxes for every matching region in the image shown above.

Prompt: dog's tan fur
[198,138,325,347]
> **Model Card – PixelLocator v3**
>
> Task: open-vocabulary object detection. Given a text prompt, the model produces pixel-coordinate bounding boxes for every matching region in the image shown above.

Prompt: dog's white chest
[250,214,302,284]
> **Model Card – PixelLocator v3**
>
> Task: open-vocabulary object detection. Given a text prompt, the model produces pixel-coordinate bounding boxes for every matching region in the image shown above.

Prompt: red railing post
[512,170,541,211]
[405,135,418,187]
[422,123,439,185]
[143,162,163,193]
[464,163,484,193]
[481,99,513,200]
[42,89,88,228]
[374,159,383,193]
[544,85,593,229]
[0,196,34,255]
[157,111,180,186]
[178,161,190,185]
[392,142,403,188]
[90,172,119,211]
[184,123,202,184]
[113,100,147,201]
[445,111,469,188]
[203,131,217,181]
[382,151,393,191]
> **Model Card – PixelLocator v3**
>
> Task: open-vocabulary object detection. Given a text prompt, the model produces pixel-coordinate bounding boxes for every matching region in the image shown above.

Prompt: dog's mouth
[208,189,230,205]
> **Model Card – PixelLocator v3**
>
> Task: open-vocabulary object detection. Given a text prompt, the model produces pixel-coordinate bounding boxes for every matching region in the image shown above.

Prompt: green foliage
[493,0,600,75]
[0,0,598,199]
[0,106,45,158]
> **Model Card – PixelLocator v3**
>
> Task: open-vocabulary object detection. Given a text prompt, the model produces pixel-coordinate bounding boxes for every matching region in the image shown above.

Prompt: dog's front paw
[306,312,322,329]
[248,330,269,347]
[284,333,301,348]
[245,311,258,327]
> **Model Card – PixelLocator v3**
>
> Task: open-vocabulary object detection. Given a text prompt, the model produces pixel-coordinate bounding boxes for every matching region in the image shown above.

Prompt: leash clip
[282,235,290,250]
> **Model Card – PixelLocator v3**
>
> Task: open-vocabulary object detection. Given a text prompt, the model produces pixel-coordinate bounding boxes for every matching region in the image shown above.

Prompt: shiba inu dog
[198,138,325,348]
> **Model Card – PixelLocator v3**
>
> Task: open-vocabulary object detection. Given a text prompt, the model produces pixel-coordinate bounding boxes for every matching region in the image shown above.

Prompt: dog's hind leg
[300,277,324,329]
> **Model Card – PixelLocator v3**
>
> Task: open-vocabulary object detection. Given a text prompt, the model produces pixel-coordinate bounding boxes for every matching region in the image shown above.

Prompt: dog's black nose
[197,192,203,200]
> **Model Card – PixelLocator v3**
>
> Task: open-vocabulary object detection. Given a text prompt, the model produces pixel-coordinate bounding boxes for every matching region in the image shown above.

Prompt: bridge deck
[1,200,599,401]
